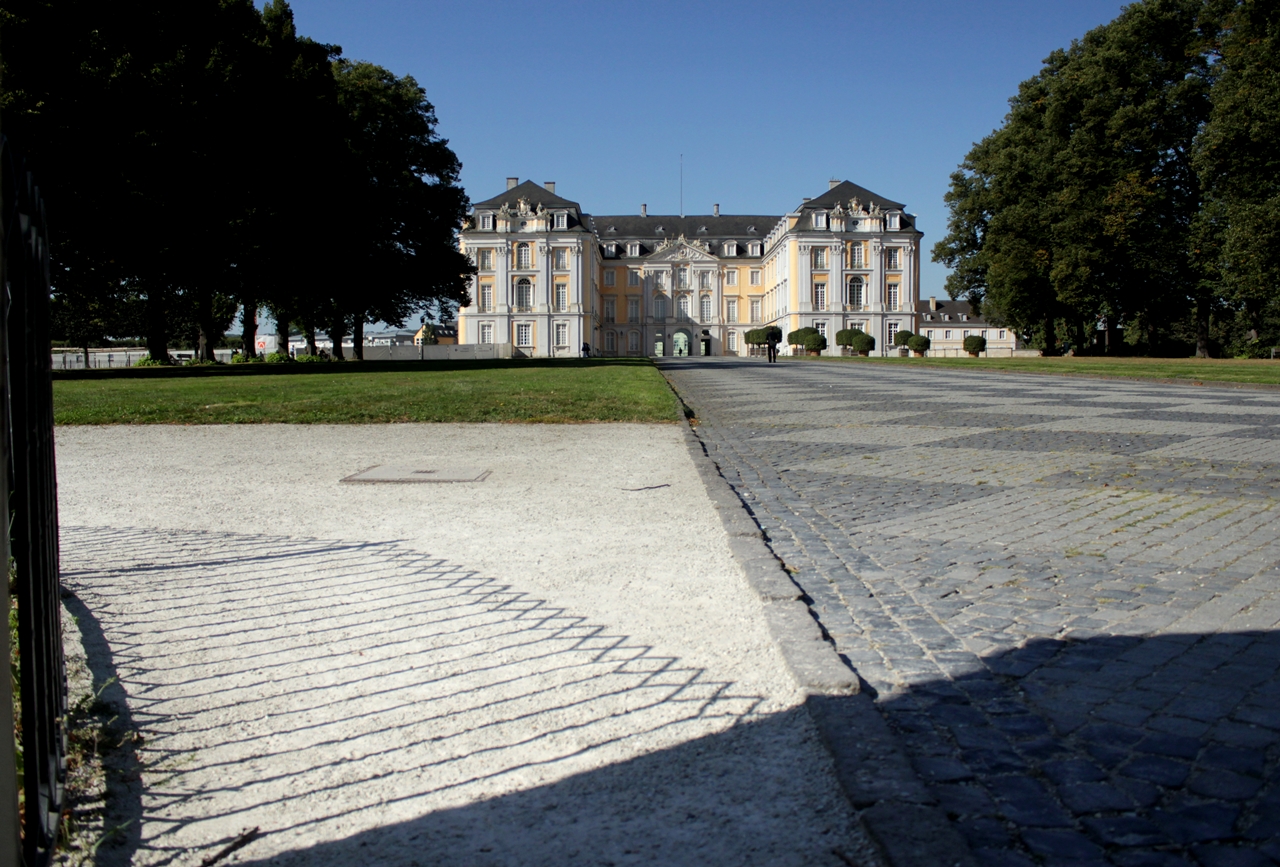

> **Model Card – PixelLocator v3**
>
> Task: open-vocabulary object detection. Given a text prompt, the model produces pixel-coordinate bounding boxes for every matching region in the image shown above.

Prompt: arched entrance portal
[653,335,665,357]
[672,330,691,357]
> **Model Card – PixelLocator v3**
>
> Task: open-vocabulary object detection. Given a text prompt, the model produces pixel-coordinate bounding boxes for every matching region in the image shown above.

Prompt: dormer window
[606,226,617,234]
[813,212,828,229]
[606,243,617,257]
[723,242,737,257]
[479,213,493,230]
[627,242,641,257]
[655,225,664,234]
[697,226,707,234]
[554,212,567,230]
[748,242,762,257]
[888,213,900,230]
[747,226,757,234]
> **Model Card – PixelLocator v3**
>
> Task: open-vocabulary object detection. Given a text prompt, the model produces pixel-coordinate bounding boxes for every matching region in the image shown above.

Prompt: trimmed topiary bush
[802,332,827,353]
[907,334,931,355]
[963,334,987,356]
[893,329,915,347]
[848,330,875,355]
[787,327,820,348]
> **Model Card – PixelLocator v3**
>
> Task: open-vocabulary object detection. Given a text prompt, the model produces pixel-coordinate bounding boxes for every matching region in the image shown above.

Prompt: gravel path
[56,424,870,867]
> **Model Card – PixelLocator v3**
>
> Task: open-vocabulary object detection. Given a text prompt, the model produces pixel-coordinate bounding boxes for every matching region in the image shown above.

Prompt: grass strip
[53,358,681,424]
[790,355,1280,387]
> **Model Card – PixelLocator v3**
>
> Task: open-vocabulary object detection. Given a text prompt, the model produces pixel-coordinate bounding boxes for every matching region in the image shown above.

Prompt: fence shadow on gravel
[57,527,874,867]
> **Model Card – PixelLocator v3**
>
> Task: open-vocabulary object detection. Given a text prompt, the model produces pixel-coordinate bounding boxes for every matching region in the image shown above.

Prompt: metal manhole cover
[340,465,491,484]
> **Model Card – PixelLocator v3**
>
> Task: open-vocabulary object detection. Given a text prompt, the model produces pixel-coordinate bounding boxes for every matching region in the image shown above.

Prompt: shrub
[264,352,293,363]
[293,353,328,363]
[848,330,875,353]
[787,327,820,347]
[802,332,827,352]
[133,355,170,367]
[907,334,931,354]
[229,353,264,364]
[893,329,915,347]
[747,326,782,345]
[184,358,219,366]
[963,335,987,355]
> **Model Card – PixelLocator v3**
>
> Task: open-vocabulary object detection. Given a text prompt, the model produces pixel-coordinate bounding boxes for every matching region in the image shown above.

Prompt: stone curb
[658,363,978,867]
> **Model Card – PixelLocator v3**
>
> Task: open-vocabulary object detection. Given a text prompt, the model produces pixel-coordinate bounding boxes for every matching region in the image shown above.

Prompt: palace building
[457,177,923,357]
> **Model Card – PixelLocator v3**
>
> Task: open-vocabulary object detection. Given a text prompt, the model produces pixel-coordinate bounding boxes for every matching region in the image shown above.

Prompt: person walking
[766,330,779,363]
[581,342,591,358]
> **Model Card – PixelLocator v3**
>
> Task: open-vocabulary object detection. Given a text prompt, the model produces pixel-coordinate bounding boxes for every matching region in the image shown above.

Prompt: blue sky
[286,0,1129,301]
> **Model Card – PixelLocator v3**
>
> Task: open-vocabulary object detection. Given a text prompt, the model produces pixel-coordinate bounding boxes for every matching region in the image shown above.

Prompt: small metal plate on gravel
[341,465,491,484]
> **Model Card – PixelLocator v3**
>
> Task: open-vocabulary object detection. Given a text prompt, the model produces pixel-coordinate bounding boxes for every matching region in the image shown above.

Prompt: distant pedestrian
[581,342,591,358]
[767,333,779,363]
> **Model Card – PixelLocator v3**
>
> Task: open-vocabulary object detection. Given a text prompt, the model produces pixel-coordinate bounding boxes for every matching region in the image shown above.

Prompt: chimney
[640,204,647,217]
[506,177,518,190]
[713,204,720,217]
[802,197,811,203]
[929,296,938,311]
[544,181,556,194]
[829,179,841,190]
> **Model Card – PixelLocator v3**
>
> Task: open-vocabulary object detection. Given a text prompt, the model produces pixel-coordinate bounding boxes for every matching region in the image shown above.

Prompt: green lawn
[53,358,682,424]
[795,355,1280,387]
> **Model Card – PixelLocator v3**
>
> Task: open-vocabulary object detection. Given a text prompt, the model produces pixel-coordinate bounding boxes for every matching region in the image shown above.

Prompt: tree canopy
[933,0,1276,357]
[0,0,473,361]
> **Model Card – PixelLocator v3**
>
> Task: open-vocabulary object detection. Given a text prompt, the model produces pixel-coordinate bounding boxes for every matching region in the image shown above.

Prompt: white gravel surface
[56,424,866,866]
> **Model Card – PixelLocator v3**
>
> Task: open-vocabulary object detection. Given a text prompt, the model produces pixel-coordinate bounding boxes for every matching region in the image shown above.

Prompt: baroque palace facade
[457,178,922,358]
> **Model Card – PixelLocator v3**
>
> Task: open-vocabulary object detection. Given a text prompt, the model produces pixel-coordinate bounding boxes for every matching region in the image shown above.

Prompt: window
[517,243,531,268]
[654,272,665,290]
[847,277,864,309]
[677,294,691,320]
[726,299,738,323]
[627,242,640,257]
[887,283,899,311]
[887,213,900,230]
[749,269,761,286]
[699,271,709,289]
[516,323,532,347]
[554,248,568,270]
[748,242,762,256]
[963,330,971,338]
[750,299,762,323]
[887,322,899,346]
[850,245,863,268]
[515,278,532,311]
[999,330,1007,340]
[926,330,934,339]
[813,282,827,311]
[678,269,687,288]
[628,331,640,353]
[816,321,828,338]
[723,242,737,257]
[700,295,713,322]
[725,270,738,286]
[627,297,641,322]
[982,330,989,339]
[813,212,828,229]
[728,331,738,352]
[604,269,616,287]
[479,249,493,270]
[555,322,568,346]
[554,282,567,312]
[945,329,953,340]
[812,248,827,269]
[654,294,668,319]
[554,212,567,230]
[480,214,493,230]
[886,248,900,269]
[605,331,616,352]
[628,269,640,286]
[606,243,617,257]
[480,285,493,313]
[604,297,616,323]
[479,323,493,344]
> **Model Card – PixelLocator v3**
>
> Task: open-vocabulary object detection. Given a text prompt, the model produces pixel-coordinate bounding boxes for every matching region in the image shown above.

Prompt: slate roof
[916,298,991,325]
[798,180,904,214]
[587,215,781,240]
[472,180,583,212]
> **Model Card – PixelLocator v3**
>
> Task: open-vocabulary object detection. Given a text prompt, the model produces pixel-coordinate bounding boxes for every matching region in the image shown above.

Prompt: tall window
[677,295,691,321]
[628,331,640,353]
[725,270,738,286]
[698,271,709,289]
[605,331,616,352]
[816,321,828,338]
[554,248,568,269]
[480,285,493,313]
[516,243,531,268]
[654,273,666,290]
[750,299,762,323]
[812,247,826,269]
[654,294,668,319]
[516,323,532,347]
[749,269,761,286]
[555,323,568,346]
[604,297,616,323]
[850,245,863,268]
[628,269,640,286]
[554,283,567,312]
[813,282,827,311]
[886,248,900,269]
[515,278,532,310]
[479,323,493,344]
[887,322,899,346]
[700,295,713,322]
[887,283,899,311]
[726,299,738,322]
[603,270,616,286]
[678,269,687,288]
[479,249,493,270]
[727,331,738,352]
[627,297,640,322]
[846,277,863,309]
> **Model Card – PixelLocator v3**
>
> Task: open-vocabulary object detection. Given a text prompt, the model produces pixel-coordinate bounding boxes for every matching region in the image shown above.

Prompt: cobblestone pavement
[661,358,1280,867]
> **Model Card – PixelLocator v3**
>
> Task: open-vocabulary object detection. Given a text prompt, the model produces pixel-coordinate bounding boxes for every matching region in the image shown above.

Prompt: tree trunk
[352,318,365,360]
[1042,314,1058,356]
[83,345,90,369]
[1195,296,1211,358]
[195,288,219,362]
[275,309,291,358]
[145,293,170,363]
[303,320,317,357]
[241,298,259,357]
[330,316,347,361]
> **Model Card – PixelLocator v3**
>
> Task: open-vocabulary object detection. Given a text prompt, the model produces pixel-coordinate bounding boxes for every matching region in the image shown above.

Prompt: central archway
[672,330,691,357]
